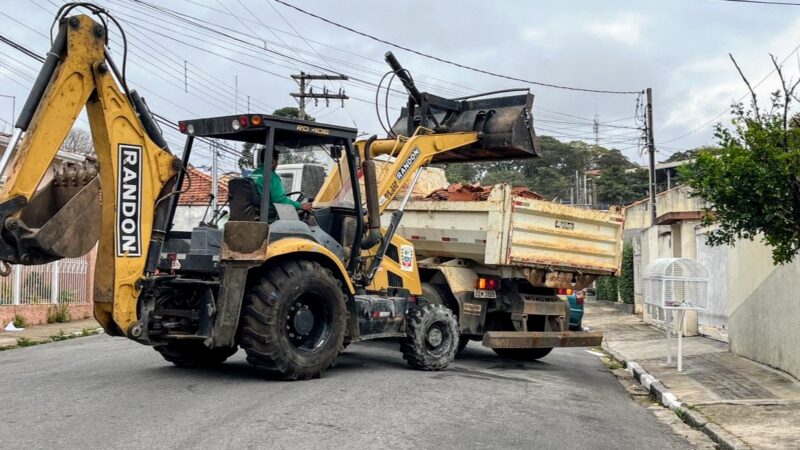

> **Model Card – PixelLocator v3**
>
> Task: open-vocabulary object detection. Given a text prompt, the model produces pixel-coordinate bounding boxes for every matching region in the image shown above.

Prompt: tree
[238,142,256,171]
[664,146,720,163]
[679,55,800,264]
[61,128,94,155]
[272,106,314,122]
[595,166,649,205]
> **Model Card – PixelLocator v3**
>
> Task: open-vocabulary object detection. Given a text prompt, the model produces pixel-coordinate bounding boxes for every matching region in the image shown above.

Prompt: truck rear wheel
[154,342,238,367]
[493,348,553,361]
[400,303,459,370]
[240,260,347,380]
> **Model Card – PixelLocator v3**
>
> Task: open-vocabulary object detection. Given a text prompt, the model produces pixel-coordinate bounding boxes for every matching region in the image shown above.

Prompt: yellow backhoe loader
[0,5,558,379]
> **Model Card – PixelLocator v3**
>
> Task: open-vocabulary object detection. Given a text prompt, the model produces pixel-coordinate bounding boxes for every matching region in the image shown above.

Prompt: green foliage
[680,91,800,264]
[81,327,98,336]
[50,330,73,342]
[47,303,71,324]
[595,167,649,205]
[438,136,647,205]
[59,289,77,303]
[239,142,256,171]
[273,106,313,121]
[664,145,721,163]
[12,314,28,328]
[16,337,36,347]
[596,276,619,302]
[618,243,635,304]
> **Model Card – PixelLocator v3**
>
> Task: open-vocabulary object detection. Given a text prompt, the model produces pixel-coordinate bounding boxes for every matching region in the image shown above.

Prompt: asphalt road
[0,335,693,449]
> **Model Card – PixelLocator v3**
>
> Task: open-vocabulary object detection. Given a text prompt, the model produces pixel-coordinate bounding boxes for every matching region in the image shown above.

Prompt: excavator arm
[0,14,179,336]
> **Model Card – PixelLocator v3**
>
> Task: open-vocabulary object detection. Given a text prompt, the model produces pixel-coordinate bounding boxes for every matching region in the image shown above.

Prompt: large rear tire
[492,347,553,361]
[400,303,459,370]
[154,341,238,368]
[240,260,347,380]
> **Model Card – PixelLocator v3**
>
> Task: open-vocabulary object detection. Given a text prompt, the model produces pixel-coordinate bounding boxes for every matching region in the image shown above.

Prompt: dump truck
[383,183,624,360]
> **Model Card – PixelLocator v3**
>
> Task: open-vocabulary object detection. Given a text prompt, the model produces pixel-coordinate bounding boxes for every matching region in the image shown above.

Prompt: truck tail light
[251,115,262,126]
[238,115,249,127]
[475,277,498,290]
[557,288,574,295]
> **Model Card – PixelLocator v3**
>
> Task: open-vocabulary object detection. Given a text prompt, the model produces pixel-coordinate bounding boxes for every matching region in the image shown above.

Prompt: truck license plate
[474,289,496,299]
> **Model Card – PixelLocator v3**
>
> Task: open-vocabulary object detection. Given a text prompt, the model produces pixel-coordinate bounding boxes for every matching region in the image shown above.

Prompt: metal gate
[0,255,91,305]
[695,233,729,333]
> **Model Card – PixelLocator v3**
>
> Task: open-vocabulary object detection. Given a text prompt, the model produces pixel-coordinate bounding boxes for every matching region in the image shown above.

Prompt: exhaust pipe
[360,135,381,249]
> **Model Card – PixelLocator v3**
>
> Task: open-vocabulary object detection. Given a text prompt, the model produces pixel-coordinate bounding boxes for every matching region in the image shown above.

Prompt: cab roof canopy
[178,114,358,147]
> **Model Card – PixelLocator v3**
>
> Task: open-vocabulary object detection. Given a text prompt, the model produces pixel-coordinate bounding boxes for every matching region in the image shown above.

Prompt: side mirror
[330,145,342,160]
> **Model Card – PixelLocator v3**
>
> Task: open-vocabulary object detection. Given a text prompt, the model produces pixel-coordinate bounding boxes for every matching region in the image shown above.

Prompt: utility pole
[646,87,657,224]
[211,141,219,216]
[593,113,599,149]
[290,72,349,120]
[184,60,188,93]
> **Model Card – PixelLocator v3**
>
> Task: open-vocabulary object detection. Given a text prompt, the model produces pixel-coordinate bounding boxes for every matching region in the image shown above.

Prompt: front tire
[492,347,553,361]
[400,303,459,370]
[154,341,237,368]
[240,260,347,380]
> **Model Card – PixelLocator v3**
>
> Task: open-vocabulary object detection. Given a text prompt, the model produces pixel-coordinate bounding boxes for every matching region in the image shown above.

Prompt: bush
[596,276,619,302]
[16,337,36,347]
[12,314,28,328]
[618,243,635,305]
[47,303,71,324]
[59,289,77,303]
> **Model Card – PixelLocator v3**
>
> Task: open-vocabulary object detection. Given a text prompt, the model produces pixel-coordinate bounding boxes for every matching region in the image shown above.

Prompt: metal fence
[0,255,90,306]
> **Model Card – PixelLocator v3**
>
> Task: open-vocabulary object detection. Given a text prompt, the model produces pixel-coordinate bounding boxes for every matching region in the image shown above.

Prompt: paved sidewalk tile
[585,300,800,449]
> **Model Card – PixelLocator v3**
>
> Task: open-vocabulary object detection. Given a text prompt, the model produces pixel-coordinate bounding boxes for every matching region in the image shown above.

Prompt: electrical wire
[272,0,643,95]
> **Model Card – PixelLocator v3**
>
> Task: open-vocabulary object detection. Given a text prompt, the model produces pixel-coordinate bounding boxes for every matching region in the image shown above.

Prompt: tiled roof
[178,166,229,206]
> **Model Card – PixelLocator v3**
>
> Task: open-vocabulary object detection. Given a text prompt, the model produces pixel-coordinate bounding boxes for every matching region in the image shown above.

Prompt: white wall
[173,206,228,231]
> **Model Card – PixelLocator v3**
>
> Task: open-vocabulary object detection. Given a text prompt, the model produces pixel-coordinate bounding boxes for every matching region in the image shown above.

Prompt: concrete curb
[0,327,105,349]
[611,347,751,449]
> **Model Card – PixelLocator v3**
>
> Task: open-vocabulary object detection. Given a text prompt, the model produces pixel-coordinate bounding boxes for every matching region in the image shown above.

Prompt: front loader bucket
[0,163,100,266]
[390,93,539,163]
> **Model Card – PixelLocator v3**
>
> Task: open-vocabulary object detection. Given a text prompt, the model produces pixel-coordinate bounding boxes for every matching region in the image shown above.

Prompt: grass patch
[80,327,99,336]
[47,303,71,324]
[12,314,28,328]
[16,337,37,347]
[49,330,75,342]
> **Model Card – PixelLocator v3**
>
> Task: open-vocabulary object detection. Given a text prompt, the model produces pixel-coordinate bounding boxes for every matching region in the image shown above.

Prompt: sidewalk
[585,300,800,449]
[0,318,102,349]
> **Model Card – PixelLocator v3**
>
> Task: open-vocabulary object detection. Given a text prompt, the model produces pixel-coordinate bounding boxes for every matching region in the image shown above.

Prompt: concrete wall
[726,239,800,379]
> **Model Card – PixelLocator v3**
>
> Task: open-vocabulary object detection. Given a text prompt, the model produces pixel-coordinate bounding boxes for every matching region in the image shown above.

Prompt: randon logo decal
[116,144,142,256]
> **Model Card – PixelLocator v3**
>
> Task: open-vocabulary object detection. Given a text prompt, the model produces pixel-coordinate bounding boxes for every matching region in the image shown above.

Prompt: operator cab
[160,114,363,275]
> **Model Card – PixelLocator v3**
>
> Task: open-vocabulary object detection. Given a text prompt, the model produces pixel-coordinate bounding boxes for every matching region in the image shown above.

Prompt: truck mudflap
[482,330,603,349]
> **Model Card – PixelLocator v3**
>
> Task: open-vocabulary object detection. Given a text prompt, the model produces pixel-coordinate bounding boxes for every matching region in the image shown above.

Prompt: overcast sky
[1,0,799,170]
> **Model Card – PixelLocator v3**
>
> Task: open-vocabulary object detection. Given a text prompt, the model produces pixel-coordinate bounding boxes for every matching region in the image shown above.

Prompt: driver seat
[227,178,276,222]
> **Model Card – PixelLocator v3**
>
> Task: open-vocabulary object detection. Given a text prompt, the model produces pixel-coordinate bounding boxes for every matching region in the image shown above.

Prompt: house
[172,166,229,231]
[624,185,800,379]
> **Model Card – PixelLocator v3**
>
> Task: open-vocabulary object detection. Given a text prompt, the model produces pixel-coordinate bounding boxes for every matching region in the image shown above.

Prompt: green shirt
[250,165,302,209]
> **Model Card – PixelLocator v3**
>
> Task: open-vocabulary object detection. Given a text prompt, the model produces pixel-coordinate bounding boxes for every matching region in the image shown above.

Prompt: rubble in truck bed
[421,183,544,202]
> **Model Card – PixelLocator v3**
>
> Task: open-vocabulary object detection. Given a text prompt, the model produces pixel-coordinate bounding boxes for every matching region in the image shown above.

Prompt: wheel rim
[285,293,332,353]
[425,321,453,357]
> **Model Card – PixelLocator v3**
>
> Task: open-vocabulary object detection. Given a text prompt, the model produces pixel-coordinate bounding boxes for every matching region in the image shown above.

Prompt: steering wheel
[285,191,306,202]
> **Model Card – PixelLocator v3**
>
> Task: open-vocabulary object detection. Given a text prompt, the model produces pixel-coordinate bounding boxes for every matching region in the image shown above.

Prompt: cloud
[585,13,646,44]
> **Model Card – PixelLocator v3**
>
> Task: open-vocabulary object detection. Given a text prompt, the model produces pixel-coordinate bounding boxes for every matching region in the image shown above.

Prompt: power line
[714,0,800,5]
[272,0,643,95]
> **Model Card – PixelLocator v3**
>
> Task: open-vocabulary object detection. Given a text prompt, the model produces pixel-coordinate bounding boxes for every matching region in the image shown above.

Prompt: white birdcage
[643,258,709,310]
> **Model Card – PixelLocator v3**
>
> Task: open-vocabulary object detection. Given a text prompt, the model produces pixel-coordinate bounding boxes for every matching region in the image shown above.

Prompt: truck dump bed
[385,184,624,278]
